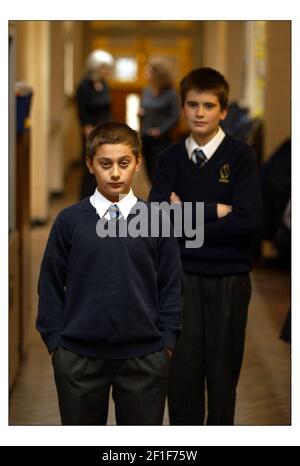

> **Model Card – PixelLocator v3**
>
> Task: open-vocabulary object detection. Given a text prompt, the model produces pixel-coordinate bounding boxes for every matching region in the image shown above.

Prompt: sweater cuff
[42,333,60,355]
[204,203,218,222]
[160,328,181,350]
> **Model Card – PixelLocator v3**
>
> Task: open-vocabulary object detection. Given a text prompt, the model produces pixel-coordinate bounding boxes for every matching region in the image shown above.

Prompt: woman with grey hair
[139,57,179,182]
[76,50,114,198]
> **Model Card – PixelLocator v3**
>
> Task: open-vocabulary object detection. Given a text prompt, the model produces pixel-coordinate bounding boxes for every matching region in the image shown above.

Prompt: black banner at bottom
[0,446,284,461]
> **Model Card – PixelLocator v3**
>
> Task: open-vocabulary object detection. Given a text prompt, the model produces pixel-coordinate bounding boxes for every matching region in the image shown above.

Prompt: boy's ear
[220,107,228,121]
[135,154,142,172]
[86,156,94,174]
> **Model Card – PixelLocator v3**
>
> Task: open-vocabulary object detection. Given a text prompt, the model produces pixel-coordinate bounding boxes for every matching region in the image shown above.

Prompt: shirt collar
[185,126,225,160]
[90,188,137,219]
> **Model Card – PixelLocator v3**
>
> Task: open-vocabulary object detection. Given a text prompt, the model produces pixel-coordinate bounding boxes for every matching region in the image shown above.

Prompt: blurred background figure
[260,138,291,266]
[220,101,264,166]
[138,57,179,182]
[76,49,114,198]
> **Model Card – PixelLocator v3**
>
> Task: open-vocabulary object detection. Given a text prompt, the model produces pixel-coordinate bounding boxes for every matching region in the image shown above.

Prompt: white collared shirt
[185,126,225,161]
[90,188,137,220]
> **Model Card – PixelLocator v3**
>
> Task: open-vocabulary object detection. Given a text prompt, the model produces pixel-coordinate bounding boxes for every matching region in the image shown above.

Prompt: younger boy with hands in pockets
[37,121,182,425]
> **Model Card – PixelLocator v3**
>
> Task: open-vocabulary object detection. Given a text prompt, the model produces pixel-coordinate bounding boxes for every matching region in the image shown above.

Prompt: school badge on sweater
[219,163,230,183]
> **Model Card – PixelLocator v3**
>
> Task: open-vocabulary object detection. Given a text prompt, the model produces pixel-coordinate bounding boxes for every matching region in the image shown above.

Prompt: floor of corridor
[9,163,291,426]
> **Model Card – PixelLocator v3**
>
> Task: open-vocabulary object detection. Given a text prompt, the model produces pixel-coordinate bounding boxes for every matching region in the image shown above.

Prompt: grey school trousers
[52,346,171,425]
[167,273,251,425]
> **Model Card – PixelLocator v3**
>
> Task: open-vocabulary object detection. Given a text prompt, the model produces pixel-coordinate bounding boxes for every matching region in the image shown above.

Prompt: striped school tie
[192,148,207,167]
[108,204,120,220]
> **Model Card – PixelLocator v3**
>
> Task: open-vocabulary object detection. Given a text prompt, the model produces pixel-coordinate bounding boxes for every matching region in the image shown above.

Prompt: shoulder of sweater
[159,139,187,161]
[223,133,255,158]
[55,198,91,225]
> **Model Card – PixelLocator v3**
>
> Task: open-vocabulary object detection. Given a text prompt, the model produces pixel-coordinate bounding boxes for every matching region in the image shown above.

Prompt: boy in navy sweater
[149,68,262,425]
[36,121,182,425]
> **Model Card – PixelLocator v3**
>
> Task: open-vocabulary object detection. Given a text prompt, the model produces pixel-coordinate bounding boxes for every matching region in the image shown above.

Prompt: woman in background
[139,58,179,182]
[76,49,114,198]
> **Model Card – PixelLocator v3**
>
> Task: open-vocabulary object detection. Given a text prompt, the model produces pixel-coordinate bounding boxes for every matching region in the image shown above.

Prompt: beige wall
[16,21,50,222]
[264,21,291,159]
[202,21,291,161]
[226,21,246,103]
[202,21,228,76]
[48,22,64,194]
[202,21,246,103]
[63,21,83,169]
[15,21,84,221]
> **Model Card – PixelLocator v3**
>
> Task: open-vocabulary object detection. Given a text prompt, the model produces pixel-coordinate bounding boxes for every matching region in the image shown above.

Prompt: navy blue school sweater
[149,134,262,275]
[36,198,182,359]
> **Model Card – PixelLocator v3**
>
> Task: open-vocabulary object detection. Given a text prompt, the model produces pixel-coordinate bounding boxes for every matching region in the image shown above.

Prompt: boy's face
[182,89,227,145]
[86,143,142,202]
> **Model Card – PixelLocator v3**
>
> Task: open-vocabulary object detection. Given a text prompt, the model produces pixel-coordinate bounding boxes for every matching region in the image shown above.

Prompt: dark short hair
[180,67,229,110]
[86,121,141,159]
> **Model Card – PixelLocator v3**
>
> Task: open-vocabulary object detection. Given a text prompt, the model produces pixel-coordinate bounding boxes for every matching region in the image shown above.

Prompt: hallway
[9,164,291,426]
